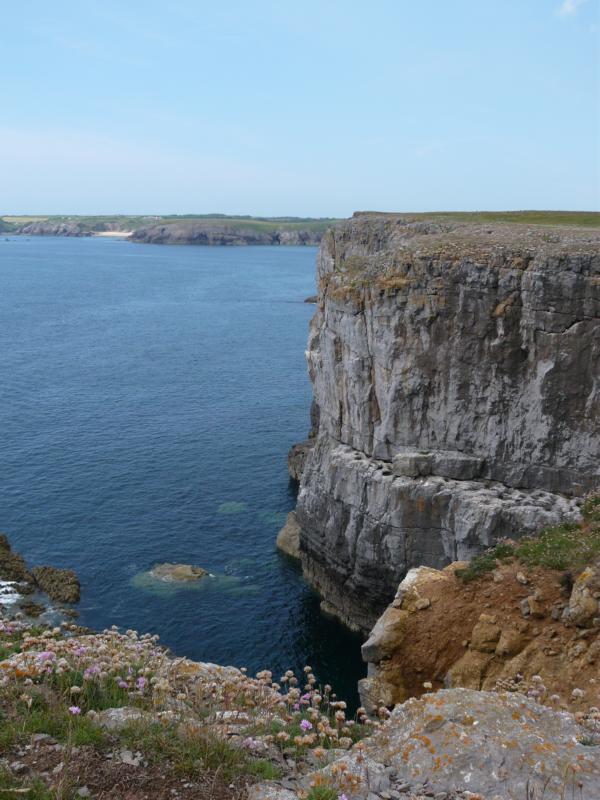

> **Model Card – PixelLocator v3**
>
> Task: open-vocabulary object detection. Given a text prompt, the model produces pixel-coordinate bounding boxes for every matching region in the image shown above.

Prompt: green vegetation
[3,210,598,236]
[0,767,55,800]
[363,210,600,227]
[0,213,338,234]
[118,720,254,783]
[305,786,339,800]
[456,494,600,582]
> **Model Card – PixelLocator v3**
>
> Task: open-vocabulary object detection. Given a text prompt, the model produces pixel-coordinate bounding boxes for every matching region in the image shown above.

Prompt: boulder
[307,689,600,799]
[567,560,600,627]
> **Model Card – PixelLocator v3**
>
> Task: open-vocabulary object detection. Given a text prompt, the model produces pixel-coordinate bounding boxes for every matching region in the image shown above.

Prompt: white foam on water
[0,580,22,606]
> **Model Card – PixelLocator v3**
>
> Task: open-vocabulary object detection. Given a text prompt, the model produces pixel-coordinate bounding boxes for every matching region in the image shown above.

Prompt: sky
[1,0,598,216]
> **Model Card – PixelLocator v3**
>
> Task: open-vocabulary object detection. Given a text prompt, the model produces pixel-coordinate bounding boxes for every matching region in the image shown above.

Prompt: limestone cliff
[290,214,600,632]
[130,222,323,246]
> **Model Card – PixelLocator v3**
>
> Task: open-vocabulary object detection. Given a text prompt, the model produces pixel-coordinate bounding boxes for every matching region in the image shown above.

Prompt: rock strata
[290,215,600,631]
[130,223,322,246]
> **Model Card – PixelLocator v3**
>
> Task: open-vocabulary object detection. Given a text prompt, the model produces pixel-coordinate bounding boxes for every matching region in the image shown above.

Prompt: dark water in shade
[0,236,365,705]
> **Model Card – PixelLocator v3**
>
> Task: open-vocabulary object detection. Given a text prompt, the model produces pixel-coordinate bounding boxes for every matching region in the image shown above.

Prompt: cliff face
[292,215,600,632]
[130,222,323,246]
[15,221,92,236]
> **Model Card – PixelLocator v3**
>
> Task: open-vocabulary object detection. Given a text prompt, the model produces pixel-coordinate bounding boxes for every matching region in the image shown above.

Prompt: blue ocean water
[0,236,364,702]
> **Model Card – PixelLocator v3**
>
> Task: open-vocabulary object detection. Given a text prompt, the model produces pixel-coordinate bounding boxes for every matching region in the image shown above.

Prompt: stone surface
[291,215,597,630]
[306,689,600,800]
[90,706,150,731]
[276,512,301,560]
[567,558,600,627]
[31,566,80,603]
[149,563,208,582]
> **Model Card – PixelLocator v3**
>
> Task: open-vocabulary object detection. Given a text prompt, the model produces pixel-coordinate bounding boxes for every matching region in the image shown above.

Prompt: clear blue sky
[1,0,598,216]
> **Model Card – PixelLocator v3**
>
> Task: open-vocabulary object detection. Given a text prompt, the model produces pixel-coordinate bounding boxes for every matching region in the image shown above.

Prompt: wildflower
[136,676,147,690]
[300,719,313,731]
[118,680,129,689]
[69,686,82,695]
[312,747,326,759]
[37,651,56,662]
[68,706,81,715]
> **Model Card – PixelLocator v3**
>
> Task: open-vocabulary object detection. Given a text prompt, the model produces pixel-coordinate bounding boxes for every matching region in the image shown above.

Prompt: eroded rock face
[293,215,599,630]
[359,557,600,715]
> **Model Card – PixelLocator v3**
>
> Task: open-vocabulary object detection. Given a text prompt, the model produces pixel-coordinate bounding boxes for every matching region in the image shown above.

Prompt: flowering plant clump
[0,617,379,796]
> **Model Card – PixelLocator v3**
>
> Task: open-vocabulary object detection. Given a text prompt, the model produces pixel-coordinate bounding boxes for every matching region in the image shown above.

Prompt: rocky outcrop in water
[0,534,80,611]
[149,563,208,582]
[130,222,323,246]
[288,214,600,632]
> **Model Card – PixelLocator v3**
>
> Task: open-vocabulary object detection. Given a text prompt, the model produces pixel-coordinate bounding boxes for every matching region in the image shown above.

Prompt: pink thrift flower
[37,651,56,662]
[68,706,81,715]
[300,719,313,731]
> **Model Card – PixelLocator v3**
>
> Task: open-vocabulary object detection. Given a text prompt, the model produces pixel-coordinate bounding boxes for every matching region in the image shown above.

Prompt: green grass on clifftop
[359,210,600,227]
[456,494,600,582]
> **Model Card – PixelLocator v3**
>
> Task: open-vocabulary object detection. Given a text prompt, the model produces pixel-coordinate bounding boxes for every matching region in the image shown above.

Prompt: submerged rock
[149,563,208,582]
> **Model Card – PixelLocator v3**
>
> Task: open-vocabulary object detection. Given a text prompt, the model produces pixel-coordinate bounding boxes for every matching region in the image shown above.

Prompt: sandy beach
[93,230,132,238]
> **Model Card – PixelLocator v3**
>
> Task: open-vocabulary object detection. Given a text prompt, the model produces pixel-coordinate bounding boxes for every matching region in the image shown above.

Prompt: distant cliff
[3,215,334,245]
[130,221,323,246]
[286,214,600,632]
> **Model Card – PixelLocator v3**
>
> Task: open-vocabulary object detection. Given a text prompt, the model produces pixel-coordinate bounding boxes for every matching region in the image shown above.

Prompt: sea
[0,235,365,704]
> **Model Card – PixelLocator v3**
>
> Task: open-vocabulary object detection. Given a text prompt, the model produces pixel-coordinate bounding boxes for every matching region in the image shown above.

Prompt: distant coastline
[0,214,338,246]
